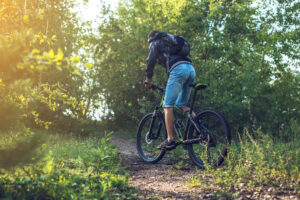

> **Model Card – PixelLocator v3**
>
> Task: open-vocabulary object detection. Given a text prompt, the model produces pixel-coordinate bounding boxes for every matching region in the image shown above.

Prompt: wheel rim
[189,111,229,167]
[137,115,166,162]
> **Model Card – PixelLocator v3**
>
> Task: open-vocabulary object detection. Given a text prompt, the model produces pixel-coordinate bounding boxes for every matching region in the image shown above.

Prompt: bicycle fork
[148,107,162,140]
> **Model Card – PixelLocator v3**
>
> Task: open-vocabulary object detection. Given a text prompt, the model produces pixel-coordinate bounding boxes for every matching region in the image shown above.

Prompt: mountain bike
[136,83,231,168]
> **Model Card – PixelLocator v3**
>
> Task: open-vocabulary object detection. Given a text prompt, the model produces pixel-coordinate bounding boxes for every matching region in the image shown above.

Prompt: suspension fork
[148,106,162,139]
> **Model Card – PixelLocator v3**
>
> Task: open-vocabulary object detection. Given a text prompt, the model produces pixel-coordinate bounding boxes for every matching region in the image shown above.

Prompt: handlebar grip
[144,81,154,89]
[143,82,164,92]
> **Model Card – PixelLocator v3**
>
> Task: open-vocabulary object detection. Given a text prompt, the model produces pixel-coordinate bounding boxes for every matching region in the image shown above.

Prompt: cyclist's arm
[146,41,159,82]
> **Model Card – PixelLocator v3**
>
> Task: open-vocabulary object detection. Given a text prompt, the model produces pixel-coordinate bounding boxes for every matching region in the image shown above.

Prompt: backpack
[149,32,190,57]
[172,35,190,57]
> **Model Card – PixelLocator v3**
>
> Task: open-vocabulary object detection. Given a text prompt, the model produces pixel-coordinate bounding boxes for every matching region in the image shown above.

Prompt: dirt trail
[110,135,212,200]
[110,135,299,200]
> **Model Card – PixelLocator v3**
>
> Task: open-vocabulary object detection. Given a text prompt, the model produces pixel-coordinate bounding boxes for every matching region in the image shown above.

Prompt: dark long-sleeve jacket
[146,39,191,81]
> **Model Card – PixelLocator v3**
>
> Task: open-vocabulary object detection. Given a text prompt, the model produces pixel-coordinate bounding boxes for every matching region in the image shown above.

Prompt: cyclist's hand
[144,80,152,89]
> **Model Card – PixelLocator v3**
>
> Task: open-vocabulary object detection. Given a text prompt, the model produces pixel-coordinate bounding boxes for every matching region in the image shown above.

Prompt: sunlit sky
[76,0,120,21]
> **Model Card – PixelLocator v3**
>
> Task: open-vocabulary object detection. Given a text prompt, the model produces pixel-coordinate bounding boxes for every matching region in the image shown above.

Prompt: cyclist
[144,30,196,150]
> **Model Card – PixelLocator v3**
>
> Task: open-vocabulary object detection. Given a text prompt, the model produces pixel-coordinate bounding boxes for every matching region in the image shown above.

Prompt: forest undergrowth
[181,128,300,198]
[0,133,136,199]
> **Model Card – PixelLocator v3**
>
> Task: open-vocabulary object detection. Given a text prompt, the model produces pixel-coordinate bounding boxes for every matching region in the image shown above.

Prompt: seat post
[190,89,198,115]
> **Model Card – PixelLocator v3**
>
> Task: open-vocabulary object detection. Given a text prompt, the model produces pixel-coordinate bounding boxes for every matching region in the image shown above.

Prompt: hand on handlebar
[144,80,152,89]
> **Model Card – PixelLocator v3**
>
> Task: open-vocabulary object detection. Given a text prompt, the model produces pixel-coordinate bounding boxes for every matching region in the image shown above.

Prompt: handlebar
[151,84,165,92]
[144,81,165,92]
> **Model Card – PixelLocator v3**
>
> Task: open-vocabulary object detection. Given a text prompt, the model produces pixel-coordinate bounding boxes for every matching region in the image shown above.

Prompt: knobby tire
[187,109,231,168]
[136,112,167,163]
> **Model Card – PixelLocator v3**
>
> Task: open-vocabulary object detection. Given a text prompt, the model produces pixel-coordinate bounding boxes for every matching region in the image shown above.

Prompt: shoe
[157,139,176,150]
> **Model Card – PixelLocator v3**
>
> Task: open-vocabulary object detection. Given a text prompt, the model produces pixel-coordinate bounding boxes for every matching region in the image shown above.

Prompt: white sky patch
[76,0,119,22]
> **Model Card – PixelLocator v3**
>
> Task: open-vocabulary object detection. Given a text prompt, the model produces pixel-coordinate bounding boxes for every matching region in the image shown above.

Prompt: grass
[0,132,136,199]
[185,128,300,197]
[115,127,137,140]
[115,122,299,197]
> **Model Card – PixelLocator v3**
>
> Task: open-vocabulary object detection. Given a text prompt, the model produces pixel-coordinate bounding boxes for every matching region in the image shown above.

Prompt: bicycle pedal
[165,145,177,151]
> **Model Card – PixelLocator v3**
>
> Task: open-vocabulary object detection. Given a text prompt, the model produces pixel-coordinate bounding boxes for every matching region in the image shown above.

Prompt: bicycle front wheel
[136,112,167,163]
[187,109,231,168]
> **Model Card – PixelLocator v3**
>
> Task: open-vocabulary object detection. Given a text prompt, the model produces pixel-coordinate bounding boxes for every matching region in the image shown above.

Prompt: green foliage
[0,132,46,169]
[185,128,300,195]
[92,0,299,137]
[0,134,136,199]
[0,0,95,170]
[0,100,22,133]
[0,0,90,136]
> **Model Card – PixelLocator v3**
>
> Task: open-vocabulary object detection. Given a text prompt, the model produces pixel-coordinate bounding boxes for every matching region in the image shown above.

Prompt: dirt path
[110,135,299,200]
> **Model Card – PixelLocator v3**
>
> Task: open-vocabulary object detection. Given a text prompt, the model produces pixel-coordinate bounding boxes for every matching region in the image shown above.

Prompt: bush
[186,128,300,194]
[0,134,136,199]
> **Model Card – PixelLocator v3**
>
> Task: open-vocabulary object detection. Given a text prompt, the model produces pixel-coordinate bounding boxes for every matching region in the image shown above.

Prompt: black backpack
[149,32,190,57]
[172,35,190,57]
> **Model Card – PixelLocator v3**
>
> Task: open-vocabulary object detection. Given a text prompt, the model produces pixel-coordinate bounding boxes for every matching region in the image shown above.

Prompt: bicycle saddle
[189,82,208,90]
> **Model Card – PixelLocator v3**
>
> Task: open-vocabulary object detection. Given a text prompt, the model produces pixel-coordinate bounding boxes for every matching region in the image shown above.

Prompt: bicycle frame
[148,83,206,145]
[137,83,230,167]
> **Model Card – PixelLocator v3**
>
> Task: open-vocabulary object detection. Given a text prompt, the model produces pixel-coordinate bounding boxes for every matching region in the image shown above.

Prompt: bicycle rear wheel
[136,112,167,163]
[187,109,231,168]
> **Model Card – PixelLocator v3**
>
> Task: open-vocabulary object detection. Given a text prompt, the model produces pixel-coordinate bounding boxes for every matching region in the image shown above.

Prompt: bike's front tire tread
[136,112,167,163]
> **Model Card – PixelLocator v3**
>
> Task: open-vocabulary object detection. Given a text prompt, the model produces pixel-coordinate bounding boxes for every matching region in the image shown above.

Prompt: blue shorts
[163,63,196,108]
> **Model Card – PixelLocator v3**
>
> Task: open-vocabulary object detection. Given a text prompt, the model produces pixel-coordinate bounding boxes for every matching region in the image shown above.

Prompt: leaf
[85,63,93,68]
[72,56,80,64]
[24,177,31,182]
[32,49,40,54]
[49,49,54,59]
[56,48,64,61]
[23,15,29,24]
[36,65,44,71]
[51,35,56,40]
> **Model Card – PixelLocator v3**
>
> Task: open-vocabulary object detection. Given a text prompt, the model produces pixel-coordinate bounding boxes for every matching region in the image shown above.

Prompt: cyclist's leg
[163,107,174,140]
[160,65,188,149]
[163,70,183,141]
[175,64,196,116]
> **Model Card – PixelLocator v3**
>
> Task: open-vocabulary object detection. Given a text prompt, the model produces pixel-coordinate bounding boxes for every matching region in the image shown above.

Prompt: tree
[0,0,87,168]
[92,0,299,135]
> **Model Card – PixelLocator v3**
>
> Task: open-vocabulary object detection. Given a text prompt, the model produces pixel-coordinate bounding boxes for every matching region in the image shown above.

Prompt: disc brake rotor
[145,132,153,144]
